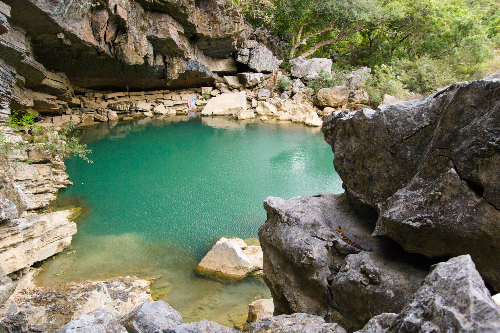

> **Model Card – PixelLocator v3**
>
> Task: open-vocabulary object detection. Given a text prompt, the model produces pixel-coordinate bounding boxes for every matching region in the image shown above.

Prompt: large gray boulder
[290,57,332,81]
[55,308,127,333]
[164,320,239,333]
[236,40,282,73]
[330,251,428,332]
[247,313,346,333]
[356,255,500,333]
[258,193,428,329]
[122,301,183,333]
[344,67,371,90]
[323,80,500,291]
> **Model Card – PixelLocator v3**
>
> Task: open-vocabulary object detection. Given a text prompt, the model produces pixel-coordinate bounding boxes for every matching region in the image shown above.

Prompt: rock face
[0,210,76,274]
[290,57,332,81]
[247,313,347,333]
[196,237,263,279]
[355,255,500,333]
[1,0,252,91]
[55,308,127,333]
[236,40,282,73]
[323,80,500,291]
[258,193,428,330]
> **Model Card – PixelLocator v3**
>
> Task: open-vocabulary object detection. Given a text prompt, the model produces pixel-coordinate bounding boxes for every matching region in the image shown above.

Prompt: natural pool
[35,115,344,327]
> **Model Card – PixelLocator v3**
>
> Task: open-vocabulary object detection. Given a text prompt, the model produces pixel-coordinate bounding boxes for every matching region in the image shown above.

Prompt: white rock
[247,299,274,323]
[290,57,332,81]
[234,108,255,120]
[201,92,247,116]
[153,104,168,114]
[136,101,152,112]
[256,101,277,116]
[305,112,323,127]
[493,293,500,306]
[196,237,262,279]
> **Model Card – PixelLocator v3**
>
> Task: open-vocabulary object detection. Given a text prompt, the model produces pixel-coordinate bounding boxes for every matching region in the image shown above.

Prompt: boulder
[304,113,322,127]
[136,101,152,112]
[258,89,271,101]
[237,73,267,88]
[233,108,255,120]
[315,87,348,108]
[246,299,274,324]
[344,67,371,90]
[165,320,239,333]
[236,40,282,73]
[247,313,347,333]
[290,57,332,81]
[122,301,183,333]
[484,70,500,80]
[354,314,398,333]
[201,92,247,116]
[323,79,500,291]
[223,76,242,89]
[196,237,263,279]
[9,276,153,331]
[381,94,404,106]
[55,308,127,333]
[255,101,277,116]
[107,110,119,121]
[258,193,430,329]
[0,210,76,274]
[329,251,427,332]
[356,255,500,333]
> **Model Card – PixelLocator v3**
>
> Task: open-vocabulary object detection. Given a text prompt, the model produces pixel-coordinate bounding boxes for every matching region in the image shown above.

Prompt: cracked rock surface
[323,79,500,291]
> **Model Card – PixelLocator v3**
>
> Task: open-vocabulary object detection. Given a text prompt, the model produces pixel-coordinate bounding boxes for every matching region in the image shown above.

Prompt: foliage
[7,110,37,133]
[365,64,409,107]
[277,75,292,91]
[392,57,458,95]
[3,113,92,162]
[306,69,345,93]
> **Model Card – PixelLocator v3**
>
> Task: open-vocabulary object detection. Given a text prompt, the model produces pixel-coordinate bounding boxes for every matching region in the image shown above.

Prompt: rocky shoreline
[1,0,500,332]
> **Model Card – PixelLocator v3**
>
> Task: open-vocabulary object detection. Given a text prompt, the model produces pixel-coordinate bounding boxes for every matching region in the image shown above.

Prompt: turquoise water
[35,116,343,327]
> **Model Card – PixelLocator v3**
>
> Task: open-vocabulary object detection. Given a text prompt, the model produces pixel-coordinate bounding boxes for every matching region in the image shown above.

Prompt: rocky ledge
[259,78,500,332]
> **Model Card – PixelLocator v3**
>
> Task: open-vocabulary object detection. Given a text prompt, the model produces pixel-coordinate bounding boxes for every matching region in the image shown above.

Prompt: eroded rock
[360,255,500,333]
[247,313,347,333]
[196,237,262,279]
[122,301,182,333]
[55,308,127,333]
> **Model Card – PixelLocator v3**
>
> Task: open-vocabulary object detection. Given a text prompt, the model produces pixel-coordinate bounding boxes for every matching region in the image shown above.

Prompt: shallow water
[35,116,343,327]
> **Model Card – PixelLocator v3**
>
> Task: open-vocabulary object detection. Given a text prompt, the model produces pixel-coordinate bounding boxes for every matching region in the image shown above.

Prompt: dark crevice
[464,179,485,198]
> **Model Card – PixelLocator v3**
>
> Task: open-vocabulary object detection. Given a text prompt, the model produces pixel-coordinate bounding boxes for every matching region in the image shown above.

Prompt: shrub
[306,69,345,93]
[365,64,409,107]
[277,75,292,91]
[3,115,92,162]
[392,57,458,95]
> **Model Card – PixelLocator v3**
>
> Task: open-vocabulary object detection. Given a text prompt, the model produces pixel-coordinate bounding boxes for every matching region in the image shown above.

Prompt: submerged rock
[196,237,262,279]
[246,299,274,324]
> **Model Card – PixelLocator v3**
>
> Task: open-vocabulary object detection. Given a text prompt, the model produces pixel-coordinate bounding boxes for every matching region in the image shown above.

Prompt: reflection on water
[36,117,343,328]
